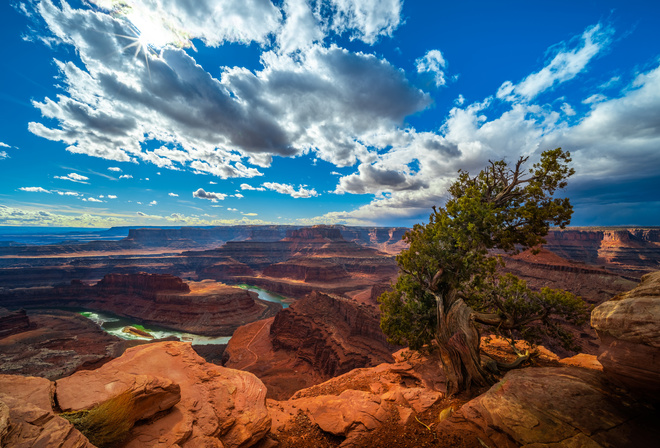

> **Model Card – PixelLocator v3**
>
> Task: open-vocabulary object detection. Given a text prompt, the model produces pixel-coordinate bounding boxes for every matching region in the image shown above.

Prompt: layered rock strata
[0,273,281,335]
[592,270,660,399]
[224,291,399,399]
[0,310,125,379]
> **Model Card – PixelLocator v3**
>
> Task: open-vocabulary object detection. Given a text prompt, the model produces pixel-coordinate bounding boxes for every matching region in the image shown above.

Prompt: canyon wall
[0,273,280,335]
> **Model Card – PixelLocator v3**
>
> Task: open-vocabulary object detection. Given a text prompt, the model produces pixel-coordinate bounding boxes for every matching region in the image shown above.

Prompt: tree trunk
[435,289,494,395]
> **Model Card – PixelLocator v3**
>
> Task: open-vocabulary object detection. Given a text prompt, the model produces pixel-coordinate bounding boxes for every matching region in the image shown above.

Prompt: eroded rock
[592,270,660,398]
[437,367,659,447]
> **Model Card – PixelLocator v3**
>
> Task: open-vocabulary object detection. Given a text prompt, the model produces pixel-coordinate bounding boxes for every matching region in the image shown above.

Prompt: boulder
[56,370,181,422]
[591,270,660,398]
[437,367,659,447]
[85,341,270,448]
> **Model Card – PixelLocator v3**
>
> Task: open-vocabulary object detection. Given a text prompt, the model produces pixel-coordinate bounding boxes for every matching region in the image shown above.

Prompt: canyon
[0,225,659,447]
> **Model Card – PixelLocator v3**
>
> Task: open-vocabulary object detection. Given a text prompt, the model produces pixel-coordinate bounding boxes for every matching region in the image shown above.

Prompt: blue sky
[0,0,659,228]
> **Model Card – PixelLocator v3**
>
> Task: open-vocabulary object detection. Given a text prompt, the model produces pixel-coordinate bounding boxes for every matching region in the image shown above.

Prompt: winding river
[78,285,291,344]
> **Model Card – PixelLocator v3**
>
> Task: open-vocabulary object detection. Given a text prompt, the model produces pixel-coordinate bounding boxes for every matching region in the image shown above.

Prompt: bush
[60,391,135,448]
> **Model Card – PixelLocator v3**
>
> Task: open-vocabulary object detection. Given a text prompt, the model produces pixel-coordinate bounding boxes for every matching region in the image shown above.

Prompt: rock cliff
[0,273,281,336]
[592,270,660,399]
[224,291,399,399]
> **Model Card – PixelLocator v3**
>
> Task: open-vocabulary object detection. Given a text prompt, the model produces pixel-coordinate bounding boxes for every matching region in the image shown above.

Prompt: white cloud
[193,188,227,201]
[242,212,258,216]
[149,200,157,206]
[583,94,607,104]
[279,0,323,53]
[168,192,179,197]
[314,0,404,44]
[29,2,427,177]
[54,172,90,184]
[234,193,244,198]
[497,24,613,102]
[0,142,10,148]
[89,0,282,48]
[83,197,103,202]
[240,183,266,191]
[107,194,117,199]
[108,167,122,172]
[56,191,80,196]
[209,181,217,185]
[561,102,576,116]
[19,187,51,193]
[0,151,8,160]
[263,182,318,198]
[119,175,133,179]
[416,49,447,87]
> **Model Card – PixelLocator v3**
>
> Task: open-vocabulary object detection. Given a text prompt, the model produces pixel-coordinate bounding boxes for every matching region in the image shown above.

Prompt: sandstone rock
[0,374,53,411]
[0,277,281,336]
[84,341,270,448]
[0,310,124,380]
[437,367,659,447]
[0,395,93,448]
[56,370,181,422]
[559,353,602,370]
[0,307,30,338]
[592,270,660,398]
[268,347,445,446]
[96,272,191,293]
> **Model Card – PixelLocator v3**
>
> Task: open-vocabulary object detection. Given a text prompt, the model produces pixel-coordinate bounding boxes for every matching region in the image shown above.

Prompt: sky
[0,0,659,228]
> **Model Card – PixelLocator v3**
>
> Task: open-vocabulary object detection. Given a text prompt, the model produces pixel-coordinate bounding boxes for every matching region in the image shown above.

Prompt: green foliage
[380,148,587,353]
[61,392,135,448]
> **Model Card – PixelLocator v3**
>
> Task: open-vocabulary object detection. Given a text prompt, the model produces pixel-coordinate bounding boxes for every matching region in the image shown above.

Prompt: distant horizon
[1,1,659,228]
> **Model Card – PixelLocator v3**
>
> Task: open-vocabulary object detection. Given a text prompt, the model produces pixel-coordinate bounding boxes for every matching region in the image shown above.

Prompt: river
[77,285,291,344]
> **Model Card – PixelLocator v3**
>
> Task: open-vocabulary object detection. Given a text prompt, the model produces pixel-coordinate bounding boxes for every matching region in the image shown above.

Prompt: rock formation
[436,366,659,447]
[0,273,281,336]
[0,341,271,448]
[0,307,30,338]
[0,310,125,379]
[224,291,399,399]
[592,270,660,399]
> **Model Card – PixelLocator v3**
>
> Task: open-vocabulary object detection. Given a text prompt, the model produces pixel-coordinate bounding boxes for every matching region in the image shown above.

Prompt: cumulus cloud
[497,24,613,102]
[416,49,447,87]
[54,172,90,184]
[234,193,244,198]
[83,197,103,202]
[19,187,51,193]
[0,151,8,160]
[107,194,117,199]
[149,200,157,206]
[263,182,318,198]
[168,192,179,197]
[29,1,426,177]
[119,175,133,179]
[193,188,227,201]
[108,167,122,172]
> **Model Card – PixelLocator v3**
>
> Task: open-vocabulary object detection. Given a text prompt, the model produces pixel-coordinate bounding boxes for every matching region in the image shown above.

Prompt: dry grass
[60,391,135,448]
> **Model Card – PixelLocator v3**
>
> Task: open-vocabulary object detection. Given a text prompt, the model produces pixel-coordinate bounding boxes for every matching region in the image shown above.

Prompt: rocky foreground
[1,270,659,447]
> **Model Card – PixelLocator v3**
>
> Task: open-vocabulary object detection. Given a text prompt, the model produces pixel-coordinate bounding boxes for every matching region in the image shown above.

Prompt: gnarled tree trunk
[434,288,494,395]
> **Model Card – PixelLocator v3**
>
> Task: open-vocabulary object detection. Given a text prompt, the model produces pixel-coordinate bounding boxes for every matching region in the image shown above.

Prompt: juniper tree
[379,148,588,395]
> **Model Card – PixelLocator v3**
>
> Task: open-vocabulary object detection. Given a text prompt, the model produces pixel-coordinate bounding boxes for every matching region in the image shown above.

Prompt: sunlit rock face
[592,270,660,399]
[0,342,271,448]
